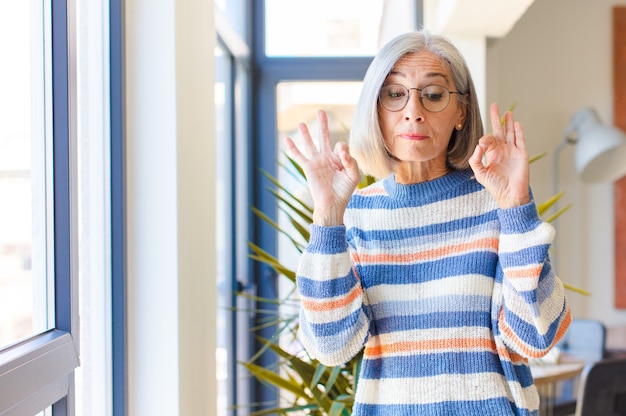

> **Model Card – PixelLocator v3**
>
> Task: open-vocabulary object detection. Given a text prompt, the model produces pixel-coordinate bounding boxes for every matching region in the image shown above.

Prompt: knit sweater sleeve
[495,200,571,358]
[295,224,370,366]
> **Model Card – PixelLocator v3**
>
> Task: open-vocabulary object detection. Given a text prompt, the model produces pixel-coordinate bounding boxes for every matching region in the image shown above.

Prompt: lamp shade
[569,107,626,182]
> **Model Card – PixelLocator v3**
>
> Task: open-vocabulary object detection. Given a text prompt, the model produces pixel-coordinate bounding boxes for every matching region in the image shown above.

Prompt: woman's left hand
[469,103,530,209]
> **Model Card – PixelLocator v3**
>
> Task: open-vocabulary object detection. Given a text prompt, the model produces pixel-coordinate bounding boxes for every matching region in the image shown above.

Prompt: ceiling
[423,0,536,38]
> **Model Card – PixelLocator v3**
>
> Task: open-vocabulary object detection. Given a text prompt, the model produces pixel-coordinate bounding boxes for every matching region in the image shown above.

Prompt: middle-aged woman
[284,29,571,415]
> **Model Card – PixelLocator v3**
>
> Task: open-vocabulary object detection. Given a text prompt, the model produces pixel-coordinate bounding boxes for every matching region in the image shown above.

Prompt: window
[0,1,79,414]
[74,0,115,414]
[0,0,54,353]
[275,80,363,269]
[249,5,375,412]
[215,41,234,416]
[215,2,252,415]
[274,80,363,291]
[274,82,362,410]
[265,0,387,57]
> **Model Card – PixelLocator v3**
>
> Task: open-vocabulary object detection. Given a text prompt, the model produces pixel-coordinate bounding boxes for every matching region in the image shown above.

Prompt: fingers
[284,136,307,165]
[469,141,483,167]
[284,110,345,171]
[489,102,526,148]
[514,121,526,150]
[291,109,332,157]
[504,111,516,145]
[489,103,503,139]
[335,142,359,178]
[298,122,320,157]
[317,110,332,153]
[468,141,486,177]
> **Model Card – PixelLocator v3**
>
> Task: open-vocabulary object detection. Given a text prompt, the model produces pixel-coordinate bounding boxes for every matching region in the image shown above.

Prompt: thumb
[340,150,362,183]
[469,144,486,177]
[335,142,361,183]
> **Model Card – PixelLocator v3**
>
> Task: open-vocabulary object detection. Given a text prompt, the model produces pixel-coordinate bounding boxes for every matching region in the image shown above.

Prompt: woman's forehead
[389,49,451,82]
[390,50,450,77]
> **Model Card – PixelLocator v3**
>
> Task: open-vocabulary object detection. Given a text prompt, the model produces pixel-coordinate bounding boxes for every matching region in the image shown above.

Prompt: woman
[284,30,570,415]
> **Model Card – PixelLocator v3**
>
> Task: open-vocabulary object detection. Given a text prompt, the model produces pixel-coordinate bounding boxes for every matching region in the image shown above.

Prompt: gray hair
[349,30,483,179]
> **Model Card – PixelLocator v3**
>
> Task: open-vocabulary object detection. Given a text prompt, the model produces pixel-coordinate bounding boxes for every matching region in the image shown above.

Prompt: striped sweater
[296,169,571,416]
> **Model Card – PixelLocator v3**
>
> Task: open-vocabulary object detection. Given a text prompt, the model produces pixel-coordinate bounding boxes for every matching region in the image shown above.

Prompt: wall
[487,0,626,334]
[125,0,217,414]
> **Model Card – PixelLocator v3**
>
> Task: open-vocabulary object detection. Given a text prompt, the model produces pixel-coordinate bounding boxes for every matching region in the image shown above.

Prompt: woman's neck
[394,161,451,184]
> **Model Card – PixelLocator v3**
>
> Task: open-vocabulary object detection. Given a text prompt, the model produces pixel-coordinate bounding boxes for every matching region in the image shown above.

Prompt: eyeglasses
[378,84,463,113]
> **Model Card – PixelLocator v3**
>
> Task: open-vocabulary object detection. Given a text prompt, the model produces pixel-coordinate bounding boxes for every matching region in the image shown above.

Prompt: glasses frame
[378,84,463,113]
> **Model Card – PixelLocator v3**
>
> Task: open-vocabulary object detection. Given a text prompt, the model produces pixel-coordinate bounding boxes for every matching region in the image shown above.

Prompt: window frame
[110,0,126,414]
[251,56,372,414]
[215,2,254,414]
[248,1,374,409]
[0,0,80,415]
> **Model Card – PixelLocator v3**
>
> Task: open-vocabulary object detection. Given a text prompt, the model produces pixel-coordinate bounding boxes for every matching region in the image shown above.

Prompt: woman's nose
[404,90,425,121]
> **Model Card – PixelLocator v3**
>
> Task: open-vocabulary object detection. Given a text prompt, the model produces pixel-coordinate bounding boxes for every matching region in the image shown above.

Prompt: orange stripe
[498,305,572,359]
[505,265,544,279]
[301,284,363,312]
[356,186,386,196]
[496,347,527,364]
[553,305,572,346]
[364,337,497,358]
[358,237,498,264]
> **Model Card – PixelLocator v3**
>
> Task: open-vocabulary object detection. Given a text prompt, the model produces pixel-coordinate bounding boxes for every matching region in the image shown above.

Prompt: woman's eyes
[423,93,444,101]
[386,89,406,99]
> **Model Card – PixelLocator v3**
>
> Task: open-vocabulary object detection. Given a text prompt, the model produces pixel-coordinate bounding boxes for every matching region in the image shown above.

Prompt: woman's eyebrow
[386,70,450,84]
[421,72,450,83]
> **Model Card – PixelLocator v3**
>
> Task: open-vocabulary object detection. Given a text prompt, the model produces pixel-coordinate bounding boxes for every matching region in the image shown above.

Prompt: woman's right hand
[284,110,361,226]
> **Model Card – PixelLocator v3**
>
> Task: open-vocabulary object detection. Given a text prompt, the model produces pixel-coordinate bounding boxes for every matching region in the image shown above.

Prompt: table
[531,361,585,386]
[530,359,585,416]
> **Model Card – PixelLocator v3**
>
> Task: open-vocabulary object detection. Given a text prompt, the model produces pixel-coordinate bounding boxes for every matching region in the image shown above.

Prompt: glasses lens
[379,84,452,112]
[379,84,408,112]
[420,85,450,112]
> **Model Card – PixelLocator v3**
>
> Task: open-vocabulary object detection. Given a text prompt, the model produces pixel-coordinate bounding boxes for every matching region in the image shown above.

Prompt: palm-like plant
[242,156,367,416]
[241,152,585,416]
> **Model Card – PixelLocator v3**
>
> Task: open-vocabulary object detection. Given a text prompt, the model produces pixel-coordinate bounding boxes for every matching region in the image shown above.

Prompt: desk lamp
[553,107,626,197]
[552,107,626,269]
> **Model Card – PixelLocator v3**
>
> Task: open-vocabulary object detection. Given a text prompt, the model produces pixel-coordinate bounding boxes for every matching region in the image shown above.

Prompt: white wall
[487,0,626,330]
[125,0,216,414]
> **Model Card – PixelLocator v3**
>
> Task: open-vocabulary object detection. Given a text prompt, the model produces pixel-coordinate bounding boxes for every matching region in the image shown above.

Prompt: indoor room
[1,0,626,415]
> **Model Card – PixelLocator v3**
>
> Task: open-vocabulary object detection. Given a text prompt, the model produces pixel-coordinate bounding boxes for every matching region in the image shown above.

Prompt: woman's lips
[399,133,428,141]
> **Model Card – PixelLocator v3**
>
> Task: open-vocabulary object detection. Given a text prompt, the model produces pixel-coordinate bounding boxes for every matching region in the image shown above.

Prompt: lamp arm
[552,137,574,204]
[551,134,575,270]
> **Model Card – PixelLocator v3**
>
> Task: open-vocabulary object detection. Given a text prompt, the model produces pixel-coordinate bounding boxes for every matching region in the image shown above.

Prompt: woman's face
[378,50,466,178]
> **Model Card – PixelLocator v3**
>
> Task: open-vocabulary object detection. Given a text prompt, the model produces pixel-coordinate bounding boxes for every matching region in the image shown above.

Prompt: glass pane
[35,406,52,416]
[276,81,362,283]
[233,63,251,415]
[265,0,386,57]
[74,0,112,414]
[277,81,361,152]
[215,38,251,416]
[275,81,361,407]
[214,0,248,41]
[215,43,232,416]
[0,2,53,348]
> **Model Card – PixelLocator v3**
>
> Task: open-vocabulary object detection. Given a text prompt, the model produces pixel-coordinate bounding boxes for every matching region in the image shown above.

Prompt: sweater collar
[383,169,474,201]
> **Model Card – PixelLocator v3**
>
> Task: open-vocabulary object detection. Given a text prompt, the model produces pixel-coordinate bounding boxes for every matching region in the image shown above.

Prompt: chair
[575,357,626,416]
[552,319,607,416]
[557,319,607,363]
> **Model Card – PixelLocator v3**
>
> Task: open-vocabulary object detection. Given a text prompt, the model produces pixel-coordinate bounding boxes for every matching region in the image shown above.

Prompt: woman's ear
[457,104,468,129]
[456,114,466,130]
